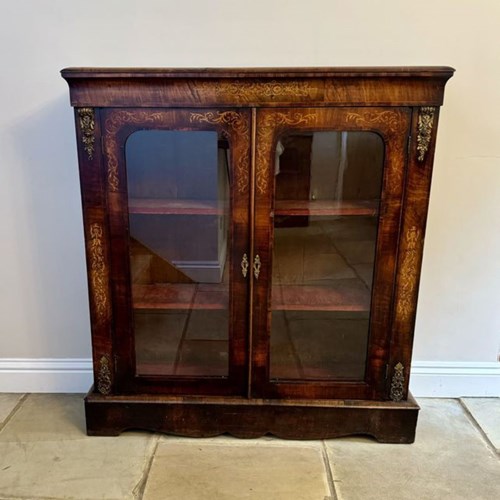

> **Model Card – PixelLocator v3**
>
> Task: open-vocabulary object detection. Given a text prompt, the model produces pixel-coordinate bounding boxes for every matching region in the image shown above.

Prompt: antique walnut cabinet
[62,67,454,442]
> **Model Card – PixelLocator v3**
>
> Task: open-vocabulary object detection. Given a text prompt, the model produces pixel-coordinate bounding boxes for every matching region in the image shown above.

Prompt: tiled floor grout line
[458,398,500,457]
[0,496,59,500]
[321,440,339,500]
[0,491,66,500]
[134,434,161,500]
[160,436,324,449]
[0,393,29,434]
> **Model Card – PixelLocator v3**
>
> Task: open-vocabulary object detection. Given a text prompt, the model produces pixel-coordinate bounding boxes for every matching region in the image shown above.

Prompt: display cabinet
[62,67,454,442]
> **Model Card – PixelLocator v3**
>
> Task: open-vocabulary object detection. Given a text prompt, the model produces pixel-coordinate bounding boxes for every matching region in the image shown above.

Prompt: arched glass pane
[126,130,230,377]
[270,131,384,381]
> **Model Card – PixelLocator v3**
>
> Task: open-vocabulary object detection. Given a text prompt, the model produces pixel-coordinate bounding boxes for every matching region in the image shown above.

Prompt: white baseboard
[409,361,500,397]
[0,359,93,393]
[0,358,499,396]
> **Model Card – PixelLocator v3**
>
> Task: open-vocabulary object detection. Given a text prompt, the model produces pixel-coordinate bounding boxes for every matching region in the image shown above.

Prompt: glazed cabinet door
[251,107,411,400]
[102,109,251,396]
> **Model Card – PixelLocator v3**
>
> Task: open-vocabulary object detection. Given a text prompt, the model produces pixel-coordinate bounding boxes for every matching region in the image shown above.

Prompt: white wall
[1,0,499,395]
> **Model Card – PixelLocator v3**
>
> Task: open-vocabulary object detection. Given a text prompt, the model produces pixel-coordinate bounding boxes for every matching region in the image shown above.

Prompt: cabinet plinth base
[85,390,419,443]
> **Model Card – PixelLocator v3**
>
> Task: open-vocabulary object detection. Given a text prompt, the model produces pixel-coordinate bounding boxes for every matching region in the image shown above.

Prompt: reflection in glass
[270,132,384,381]
[126,131,230,377]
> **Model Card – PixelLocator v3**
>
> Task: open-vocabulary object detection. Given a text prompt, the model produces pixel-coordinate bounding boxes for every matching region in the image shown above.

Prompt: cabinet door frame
[251,106,412,400]
[101,108,252,396]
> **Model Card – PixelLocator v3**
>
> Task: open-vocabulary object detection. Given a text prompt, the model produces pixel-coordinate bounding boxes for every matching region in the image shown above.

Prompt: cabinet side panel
[74,107,115,395]
[389,107,441,400]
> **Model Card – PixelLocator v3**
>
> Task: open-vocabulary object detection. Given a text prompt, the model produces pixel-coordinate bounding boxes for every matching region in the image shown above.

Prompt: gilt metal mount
[390,362,405,402]
[416,107,435,162]
[77,107,95,160]
[97,355,112,395]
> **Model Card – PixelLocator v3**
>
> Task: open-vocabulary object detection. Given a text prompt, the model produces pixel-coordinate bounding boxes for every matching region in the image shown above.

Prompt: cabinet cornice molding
[62,67,455,108]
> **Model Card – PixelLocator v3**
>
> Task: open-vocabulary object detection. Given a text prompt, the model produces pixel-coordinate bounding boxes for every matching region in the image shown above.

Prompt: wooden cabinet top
[61,66,454,108]
[61,66,454,79]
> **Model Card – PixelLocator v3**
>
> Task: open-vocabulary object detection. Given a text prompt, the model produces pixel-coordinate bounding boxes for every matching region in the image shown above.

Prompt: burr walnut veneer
[62,67,454,442]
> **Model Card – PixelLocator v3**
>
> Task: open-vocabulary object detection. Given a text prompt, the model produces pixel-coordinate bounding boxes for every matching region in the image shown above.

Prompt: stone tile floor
[0,395,498,500]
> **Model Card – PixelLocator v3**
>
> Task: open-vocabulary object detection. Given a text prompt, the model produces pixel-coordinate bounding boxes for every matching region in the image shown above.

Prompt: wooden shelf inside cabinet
[133,281,370,313]
[133,284,228,310]
[274,200,379,217]
[136,363,228,378]
[273,281,370,312]
[129,198,226,216]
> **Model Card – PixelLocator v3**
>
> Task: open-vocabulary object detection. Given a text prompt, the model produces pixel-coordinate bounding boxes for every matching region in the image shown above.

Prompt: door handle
[241,253,249,278]
[253,255,261,279]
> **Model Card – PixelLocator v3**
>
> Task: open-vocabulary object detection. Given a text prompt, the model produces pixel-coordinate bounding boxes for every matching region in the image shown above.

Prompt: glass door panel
[125,130,231,378]
[270,131,384,381]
